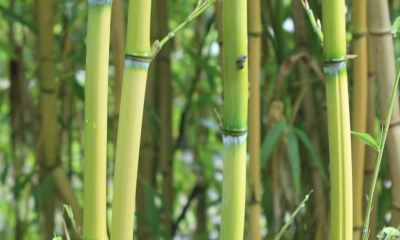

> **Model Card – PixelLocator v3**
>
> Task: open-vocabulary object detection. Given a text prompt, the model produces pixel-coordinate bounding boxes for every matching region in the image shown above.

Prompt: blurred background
[1,0,400,239]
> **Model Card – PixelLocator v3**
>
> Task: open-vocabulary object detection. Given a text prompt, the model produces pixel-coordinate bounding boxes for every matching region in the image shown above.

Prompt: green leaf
[0,40,17,59]
[391,17,400,37]
[287,130,301,193]
[52,237,62,240]
[381,227,400,239]
[145,184,160,240]
[351,131,379,150]
[0,5,38,34]
[32,175,56,211]
[185,49,221,78]
[260,121,286,168]
[293,127,329,186]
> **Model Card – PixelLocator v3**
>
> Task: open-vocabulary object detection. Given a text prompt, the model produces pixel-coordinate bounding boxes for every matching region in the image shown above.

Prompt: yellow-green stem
[351,0,368,238]
[110,0,152,239]
[83,1,112,239]
[219,0,248,238]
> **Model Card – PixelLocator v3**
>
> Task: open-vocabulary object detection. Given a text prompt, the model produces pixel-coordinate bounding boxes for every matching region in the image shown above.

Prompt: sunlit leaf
[293,127,329,186]
[351,131,379,150]
[287,130,301,193]
[380,226,400,239]
[260,121,286,168]
[391,17,400,37]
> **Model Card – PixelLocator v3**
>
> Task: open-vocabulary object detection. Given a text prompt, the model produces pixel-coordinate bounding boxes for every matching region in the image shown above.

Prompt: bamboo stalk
[215,1,224,89]
[248,0,262,237]
[351,0,368,238]
[291,1,328,239]
[38,0,83,231]
[368,0,400,227]
[219,0,248,238]
[322,0,353,239]
[110,0,152,238]
[362,36,378,240]
[111,0,126,149]
[83,0,112,239]
[156,0,174,234]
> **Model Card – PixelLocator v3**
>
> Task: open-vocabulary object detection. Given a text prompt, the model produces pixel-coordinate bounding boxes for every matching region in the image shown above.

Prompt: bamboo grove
[3,0,400,239]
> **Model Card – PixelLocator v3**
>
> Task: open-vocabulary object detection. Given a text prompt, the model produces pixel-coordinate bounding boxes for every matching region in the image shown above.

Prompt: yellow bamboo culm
[110,0,152,239]
[351,0,368,238]
[248,0,262,237]
[83,0,112,239]
[362,36,378,240]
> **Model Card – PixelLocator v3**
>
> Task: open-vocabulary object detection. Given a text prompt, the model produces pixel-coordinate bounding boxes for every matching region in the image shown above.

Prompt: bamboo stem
[248,0,262,237]
[110,0,152,239]
[351,0,368,238]
[322,0,353,238]
[219,0,248,238]
[83,1,112,239]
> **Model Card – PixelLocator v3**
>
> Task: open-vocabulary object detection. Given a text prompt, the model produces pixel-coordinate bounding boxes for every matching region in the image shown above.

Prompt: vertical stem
[110,0,152,239]
[219,0,248,238]
[248,0,262,238]
[368,0,400,227]
[351,0,368,238]
[362,36,378,240]
[83,1,112,239]
[156,0,174,234]
[111,0,126,149]
[322,0,353,239]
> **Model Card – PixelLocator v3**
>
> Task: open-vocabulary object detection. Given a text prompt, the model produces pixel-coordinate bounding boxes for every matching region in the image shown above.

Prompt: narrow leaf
[351,131,379,150]
[293,127,329,186]
[391,17,400,37]
[287,130,301,193]
[260,121,286,168]
[145,184,160,240]
[381,227,400,240]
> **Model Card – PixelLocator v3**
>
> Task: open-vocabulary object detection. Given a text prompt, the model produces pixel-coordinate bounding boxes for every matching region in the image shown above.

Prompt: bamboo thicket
[322,0,353,239]
[83,0,112,239]
[368,0,400,227]
[351,0,368,238]
[110,0,152,239]
[219,0,248,238]
[248,0,262,238]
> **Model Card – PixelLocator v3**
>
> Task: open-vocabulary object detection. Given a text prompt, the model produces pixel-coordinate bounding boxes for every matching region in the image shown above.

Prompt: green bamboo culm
[322,0,353,239]
[83,0,112,239]
[219,0,248,238]
[110,0,152,239]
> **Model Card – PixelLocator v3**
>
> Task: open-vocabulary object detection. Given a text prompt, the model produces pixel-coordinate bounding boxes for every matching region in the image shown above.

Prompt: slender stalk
[368,0,400,227]
[38,0,83,231]
[156,0,174,234]
[248,0,262,238]
[362,60,400,240]
[362,36,378,240]
[291,0,328,239]
[351,0,368,238]
[322,0,353,239]
[111,0,126,149]
[110,0,152,239]
[83,0,112,239]
[219,0,248,238]
[215,1,224,90]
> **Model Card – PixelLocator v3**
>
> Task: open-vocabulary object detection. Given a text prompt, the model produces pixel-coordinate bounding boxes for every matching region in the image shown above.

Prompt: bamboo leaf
[287,130,301,193]
[185,49,221,78]
[0,40,17,59]
[293,127,329,186]
[0,5,38,34]
[145,184,160,240]
[260,121,286,168]
[391,17,400,37]
[351,131,379,150]
[380,227,400,240]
